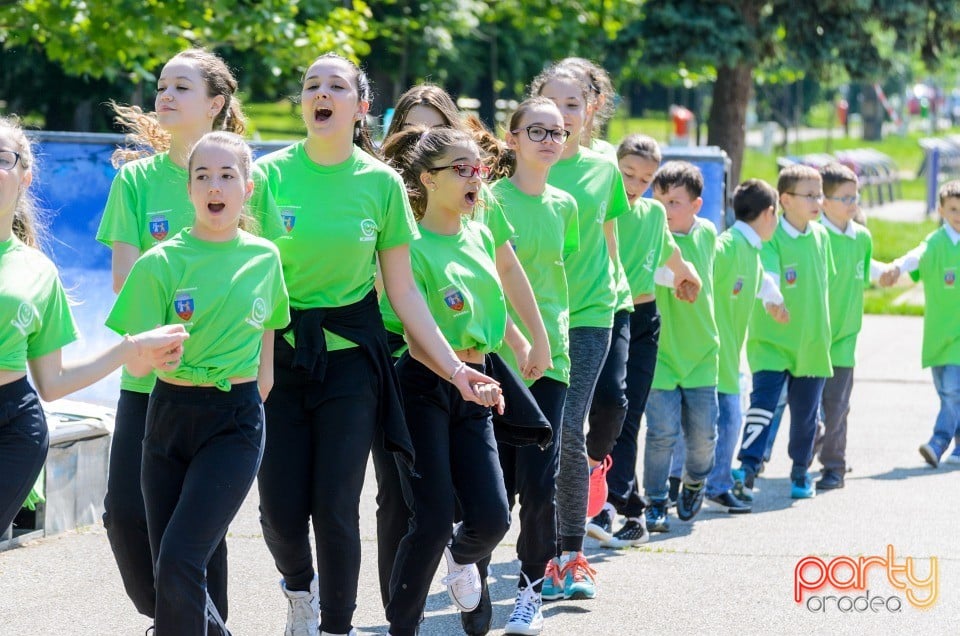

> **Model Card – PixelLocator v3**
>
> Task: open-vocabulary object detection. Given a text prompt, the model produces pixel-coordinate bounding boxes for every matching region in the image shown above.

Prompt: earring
[429,185,437,192]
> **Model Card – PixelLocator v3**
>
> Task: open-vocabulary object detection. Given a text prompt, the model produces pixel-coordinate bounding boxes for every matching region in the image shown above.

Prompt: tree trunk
[707,63,753,186]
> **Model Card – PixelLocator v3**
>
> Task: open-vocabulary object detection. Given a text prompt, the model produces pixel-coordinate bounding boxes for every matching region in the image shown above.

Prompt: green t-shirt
[97,152,285,392]
[713,224,764,394]
[106,229,289,390]
[547,147,630,329]
[618,197,677,298]
[490,178,579,385]
[252,142,419,351]
[380,219,506,353]
[747,218,835,377]
[0,237,79,371]
[474,184,514,247]
[611,224,635,313]
[910,228,960,367]
[590,138,618,161]
[652,218,719,390]
[821,218,873,367]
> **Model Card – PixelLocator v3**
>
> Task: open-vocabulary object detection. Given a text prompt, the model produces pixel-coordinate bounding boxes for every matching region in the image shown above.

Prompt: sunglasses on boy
[511,125,570,144]
[428,164,492,180]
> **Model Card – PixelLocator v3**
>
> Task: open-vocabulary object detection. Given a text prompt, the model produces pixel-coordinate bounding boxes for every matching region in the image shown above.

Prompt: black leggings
[103,389,228,619]
[0,378,47,535]
[259,344,380,635]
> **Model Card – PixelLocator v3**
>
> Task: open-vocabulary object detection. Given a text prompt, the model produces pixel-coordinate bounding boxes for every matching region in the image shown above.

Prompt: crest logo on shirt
[148,214,169,241]
[784,265,798,288]
[246,297,267,329]
[360,218,377,242]
[10,302,37,336]
[174,293,195,321]
[282,213,296,233]
[945,268,956,288]
[732,276,744,296]
[444,288,465,312]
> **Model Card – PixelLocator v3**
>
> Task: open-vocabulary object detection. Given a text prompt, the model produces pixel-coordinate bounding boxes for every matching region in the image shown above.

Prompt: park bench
[777,149,901,206]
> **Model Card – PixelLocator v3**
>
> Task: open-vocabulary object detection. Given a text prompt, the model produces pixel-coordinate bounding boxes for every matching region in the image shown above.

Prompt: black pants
[0,378,47,535]
[371,426,410,608]
[587,308,632,460]
[104,389,229,620]
[480,377,565,592]
[259,344,380,635]
[143,381,264,636]
[607,303,660,517]
[387,357,510,636]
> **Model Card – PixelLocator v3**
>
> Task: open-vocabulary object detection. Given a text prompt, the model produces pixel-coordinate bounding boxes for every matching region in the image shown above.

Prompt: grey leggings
[556,326,611,552]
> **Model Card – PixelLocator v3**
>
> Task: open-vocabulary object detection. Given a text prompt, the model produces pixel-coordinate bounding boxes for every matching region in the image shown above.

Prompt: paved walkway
[0,315,956,635]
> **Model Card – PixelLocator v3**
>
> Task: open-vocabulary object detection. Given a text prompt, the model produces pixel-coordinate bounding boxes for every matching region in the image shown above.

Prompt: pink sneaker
[587,455,613,518]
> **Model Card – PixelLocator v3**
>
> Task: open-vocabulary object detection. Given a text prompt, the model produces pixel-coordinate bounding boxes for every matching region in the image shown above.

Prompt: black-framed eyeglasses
[826,194,860,205]
[511,125,570,144]
[785,191,824,202]
[0,150,21,171]
[428,164,492,180]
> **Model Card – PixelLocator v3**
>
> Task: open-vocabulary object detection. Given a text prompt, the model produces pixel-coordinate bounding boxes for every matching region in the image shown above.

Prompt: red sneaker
[586,455,613,518]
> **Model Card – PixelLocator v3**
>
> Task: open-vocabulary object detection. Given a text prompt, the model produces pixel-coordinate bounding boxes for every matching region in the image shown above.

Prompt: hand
[765,302,790,324]
[511,338,532,374]
[675,278,699,303]
[473,382,505,414]
[451,365,501,406]
[879,266,901,288]
[673,260,702,303]
[521,340,553,381]
[128,325,189,371]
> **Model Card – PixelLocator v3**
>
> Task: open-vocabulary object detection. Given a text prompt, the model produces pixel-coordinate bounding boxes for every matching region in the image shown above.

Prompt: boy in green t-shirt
[813,163,878,489]
[733,164,835,501]
[702,179,786,513]
[641,162,718,531]
[880,179,960,467]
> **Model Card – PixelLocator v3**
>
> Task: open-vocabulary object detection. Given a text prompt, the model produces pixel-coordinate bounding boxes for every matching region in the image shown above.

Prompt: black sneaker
[676,480,705,521]
[815,470,845,490]
[601,517,649,548]
[460,569,492,635]
[667,476,681,508]
[731,466,755,503]
[644,498,670,532]
[586,505,614,543]
[707,490,752,514]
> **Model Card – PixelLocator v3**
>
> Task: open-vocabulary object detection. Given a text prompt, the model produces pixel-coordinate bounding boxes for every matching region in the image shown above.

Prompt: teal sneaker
[540,558,564,601]
[790,473,815,499]
[731,467,755,502]
[561,553,597,600]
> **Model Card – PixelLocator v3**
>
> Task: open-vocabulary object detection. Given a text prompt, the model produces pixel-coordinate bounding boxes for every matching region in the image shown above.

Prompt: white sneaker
[504,573,544,635]
[281,575,319,636]
[441,545,482,611]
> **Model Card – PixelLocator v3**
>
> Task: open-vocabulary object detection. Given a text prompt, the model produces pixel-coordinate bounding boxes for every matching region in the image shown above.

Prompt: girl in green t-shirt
[107,132,289,635]
[251,55,499,636]
[0,116,189,543]
[96,48,256,622]
[380,125,550,636]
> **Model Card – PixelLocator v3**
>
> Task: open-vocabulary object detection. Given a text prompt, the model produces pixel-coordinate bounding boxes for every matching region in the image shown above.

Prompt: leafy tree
[630,0,960,183]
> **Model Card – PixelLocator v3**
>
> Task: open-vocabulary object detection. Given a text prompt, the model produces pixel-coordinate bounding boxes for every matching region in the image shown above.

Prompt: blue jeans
[643,386,718,500]
[668,392,741,496]
[737,370,825,477]
[930,365,960,451]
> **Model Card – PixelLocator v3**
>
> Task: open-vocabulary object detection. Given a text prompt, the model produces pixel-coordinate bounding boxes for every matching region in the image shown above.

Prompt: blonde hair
[111,49,246,166]
[186,132,259,235]
[0,116,47,250]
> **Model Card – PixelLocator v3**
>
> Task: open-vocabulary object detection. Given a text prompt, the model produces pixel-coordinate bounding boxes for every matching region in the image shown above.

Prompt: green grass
[864,285,924,316]
[245,100,302,140]
[863,217,939,262]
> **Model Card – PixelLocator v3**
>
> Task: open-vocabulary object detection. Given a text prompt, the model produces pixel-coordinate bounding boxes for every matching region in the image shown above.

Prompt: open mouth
[464,190,478,205]
[208,202,225,213]
[315,107,333,122]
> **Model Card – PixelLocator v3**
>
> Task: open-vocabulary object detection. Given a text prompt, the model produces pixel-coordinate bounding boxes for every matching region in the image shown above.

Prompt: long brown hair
[111,48,246,166]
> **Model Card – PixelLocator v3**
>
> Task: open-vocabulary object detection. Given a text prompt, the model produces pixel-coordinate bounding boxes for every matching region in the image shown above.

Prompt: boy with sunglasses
[733,164,836,501]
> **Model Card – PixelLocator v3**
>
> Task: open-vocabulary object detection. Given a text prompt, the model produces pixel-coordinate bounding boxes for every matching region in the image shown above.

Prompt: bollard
[927,147,940,216]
